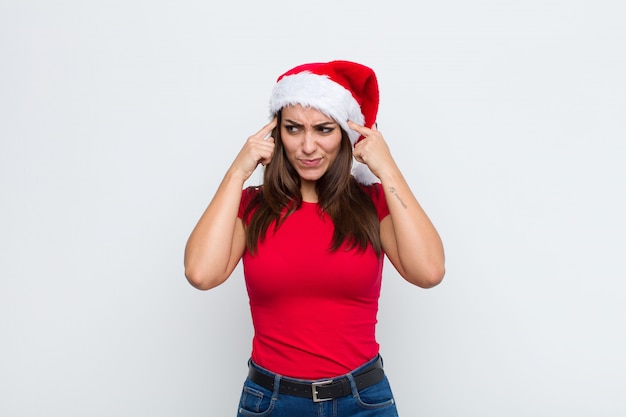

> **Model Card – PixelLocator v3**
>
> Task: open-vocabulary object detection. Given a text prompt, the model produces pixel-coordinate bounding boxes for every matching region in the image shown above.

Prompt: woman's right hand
[230,118,277,181]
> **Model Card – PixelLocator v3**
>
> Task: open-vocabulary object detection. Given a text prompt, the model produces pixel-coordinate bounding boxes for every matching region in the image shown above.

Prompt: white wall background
[1,0,624,416]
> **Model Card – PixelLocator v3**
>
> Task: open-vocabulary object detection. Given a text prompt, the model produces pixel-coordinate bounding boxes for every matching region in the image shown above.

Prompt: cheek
[281,143,299,166]
[281,132,299,147]
[326,136,343,158]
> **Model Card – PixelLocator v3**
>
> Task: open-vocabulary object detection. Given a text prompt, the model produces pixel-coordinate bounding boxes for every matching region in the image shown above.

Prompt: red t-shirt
[238,184,390,379]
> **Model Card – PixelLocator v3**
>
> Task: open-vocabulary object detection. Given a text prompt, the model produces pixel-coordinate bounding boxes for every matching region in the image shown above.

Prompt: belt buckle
[311,379,333,402]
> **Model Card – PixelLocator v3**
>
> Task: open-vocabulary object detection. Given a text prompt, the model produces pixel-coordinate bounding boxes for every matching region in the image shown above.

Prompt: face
[280,104,343,185]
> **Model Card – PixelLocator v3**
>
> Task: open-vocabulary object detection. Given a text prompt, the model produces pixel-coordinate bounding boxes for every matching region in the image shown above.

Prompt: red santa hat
[269,60,380,184]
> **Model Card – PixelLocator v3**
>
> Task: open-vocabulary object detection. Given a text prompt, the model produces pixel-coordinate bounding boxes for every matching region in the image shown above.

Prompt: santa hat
[269,60,380,185]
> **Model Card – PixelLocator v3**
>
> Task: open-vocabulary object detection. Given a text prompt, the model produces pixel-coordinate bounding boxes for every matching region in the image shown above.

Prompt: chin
[297,169,327,182]
[299,175,323,183]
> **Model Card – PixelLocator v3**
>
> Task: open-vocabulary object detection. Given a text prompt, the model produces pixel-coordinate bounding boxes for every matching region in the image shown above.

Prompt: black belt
[247,357,385,402]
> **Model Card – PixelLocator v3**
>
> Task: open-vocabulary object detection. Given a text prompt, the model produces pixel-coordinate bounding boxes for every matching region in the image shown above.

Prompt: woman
[184,60,445,416]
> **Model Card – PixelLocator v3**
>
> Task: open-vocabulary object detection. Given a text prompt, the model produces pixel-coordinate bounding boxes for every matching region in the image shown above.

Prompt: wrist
[224,166,250,185]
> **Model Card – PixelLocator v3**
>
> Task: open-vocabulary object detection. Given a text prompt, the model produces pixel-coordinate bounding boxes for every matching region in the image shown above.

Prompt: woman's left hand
[348,120,396,180]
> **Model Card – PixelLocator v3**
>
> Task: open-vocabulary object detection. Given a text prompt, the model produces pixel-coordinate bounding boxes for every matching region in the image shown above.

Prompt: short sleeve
[361,183,389,221]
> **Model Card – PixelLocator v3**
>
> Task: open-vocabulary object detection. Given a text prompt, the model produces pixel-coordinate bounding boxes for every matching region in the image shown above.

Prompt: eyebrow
[283,119,337,128]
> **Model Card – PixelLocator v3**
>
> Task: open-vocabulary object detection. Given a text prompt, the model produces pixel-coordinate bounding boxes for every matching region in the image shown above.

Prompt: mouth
[299,158,322,167]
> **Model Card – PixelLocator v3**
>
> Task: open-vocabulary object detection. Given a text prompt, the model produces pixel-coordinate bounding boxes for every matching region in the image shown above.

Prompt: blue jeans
[236,355,399,417]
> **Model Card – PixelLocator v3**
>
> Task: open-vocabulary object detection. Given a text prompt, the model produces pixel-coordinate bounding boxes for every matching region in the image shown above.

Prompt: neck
[300,180,318,203]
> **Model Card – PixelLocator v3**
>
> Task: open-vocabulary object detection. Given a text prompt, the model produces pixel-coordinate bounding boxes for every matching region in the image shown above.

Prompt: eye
[283,124,300,133]
[316,126,335,134]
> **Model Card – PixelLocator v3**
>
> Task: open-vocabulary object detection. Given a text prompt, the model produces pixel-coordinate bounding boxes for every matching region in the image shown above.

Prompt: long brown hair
[243,111,382,257]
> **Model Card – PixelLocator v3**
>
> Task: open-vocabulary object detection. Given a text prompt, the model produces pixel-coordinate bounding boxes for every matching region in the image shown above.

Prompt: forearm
[379,164,445,287]
[184,168,247,290]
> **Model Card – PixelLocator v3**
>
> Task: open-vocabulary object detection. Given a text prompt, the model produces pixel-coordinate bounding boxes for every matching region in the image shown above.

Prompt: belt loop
[345,371,359,396]
[272,373,281,400]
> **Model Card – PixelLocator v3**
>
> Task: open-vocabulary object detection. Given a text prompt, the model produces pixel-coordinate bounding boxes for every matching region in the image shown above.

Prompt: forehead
[281,104,337,124]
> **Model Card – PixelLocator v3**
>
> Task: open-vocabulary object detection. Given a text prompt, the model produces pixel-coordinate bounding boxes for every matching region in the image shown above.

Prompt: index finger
[347,120,372,136]
[255,117,278,139]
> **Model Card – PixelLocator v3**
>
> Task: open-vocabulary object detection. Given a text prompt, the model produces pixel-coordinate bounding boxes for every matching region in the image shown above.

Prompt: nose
[301,131,317,154]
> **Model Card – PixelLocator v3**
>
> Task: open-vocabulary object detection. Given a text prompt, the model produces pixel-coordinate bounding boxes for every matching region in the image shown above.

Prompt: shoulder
[239,186,262,222]
[359,183,389,220]
[359,182,384,203]
[242,185,262,201]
